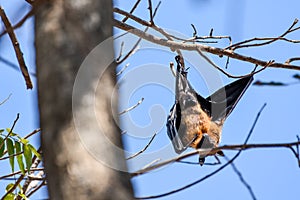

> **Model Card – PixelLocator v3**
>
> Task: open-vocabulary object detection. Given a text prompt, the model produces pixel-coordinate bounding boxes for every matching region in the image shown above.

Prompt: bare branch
[126,132,157,160]
[0,93,12,106]
[113,18,300,71]
[26,179,46,198]
[0,151,23,161]
[133,104,266,177]
[285,57,300,64]
[24,128,41,139]
[0,168,44,180]
[226,18,300,50]
[135,104,266,199]
[147,0,154,25]
[0,113,20,150]
[116,40,140,64]
[116,63,130,76]
[225,156,257,200]
[116,2,161,66]
[114,7,151,27]
[0,7,33,89]
[122,0,142,23]
[141,158,161,170]
[119,97,144,115]
[0,8,34,37]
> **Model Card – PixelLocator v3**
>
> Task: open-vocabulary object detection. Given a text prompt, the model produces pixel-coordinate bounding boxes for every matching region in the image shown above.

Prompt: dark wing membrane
[166,103,188,154]
[200,76,253,122]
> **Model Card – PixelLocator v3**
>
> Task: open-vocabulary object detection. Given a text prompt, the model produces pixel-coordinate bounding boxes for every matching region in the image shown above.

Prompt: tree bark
[35,0,133,199]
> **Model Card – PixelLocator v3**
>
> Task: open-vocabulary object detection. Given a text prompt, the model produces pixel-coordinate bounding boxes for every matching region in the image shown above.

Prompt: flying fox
[167,55,253,165]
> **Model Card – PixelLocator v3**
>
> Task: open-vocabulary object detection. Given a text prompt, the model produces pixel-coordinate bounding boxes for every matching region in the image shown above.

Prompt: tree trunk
[35,0,133,199]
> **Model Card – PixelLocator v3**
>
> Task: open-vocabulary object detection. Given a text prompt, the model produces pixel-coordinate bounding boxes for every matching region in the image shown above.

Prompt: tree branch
[113,18,300,71]
[126,132,157,160]
[0,7,33,89]
[135,104,266,199]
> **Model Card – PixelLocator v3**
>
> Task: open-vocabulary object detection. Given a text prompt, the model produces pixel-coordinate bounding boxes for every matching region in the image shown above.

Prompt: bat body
[167,56,253,165]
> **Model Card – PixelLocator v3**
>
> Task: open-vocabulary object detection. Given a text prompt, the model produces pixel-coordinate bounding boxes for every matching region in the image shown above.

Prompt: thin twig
[0,7,33,89]
[297,135,300,167]
[191,24,197,37]
[0,93,12,106]
[196,48,271,78]
[226,19,300,50]
[135,104,266,199]
[24,128,41,139]
[0,113,20,150]
[116,63,130,76]
[224,155,257,200]
[285,57,300,64]
[0,152,23,161]
[116,41,125,61]
[0,8,34,37]
[116,1,161,65]
[0,168,44,180]
[0,56,36,76]
[170,25,231,45]
[225,56,230,69]
[177,157,221,166]
[126,132,157,160]
[147,0,154,25]
[116,40,140,64]
[122,0,142,23]
[26,179,46,198]
[153,1,161,17]
[119,97,144,115]
[141,158,161,170]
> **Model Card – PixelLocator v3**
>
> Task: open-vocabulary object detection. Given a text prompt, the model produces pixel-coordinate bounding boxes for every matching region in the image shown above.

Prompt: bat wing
[196,76,253,122]
[167,103,187,154]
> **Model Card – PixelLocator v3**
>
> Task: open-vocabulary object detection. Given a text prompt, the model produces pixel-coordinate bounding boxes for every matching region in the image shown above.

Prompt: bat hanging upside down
[167,55,253,165]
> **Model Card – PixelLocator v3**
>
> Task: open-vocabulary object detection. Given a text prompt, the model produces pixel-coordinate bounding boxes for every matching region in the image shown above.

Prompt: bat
[167,55,253,165]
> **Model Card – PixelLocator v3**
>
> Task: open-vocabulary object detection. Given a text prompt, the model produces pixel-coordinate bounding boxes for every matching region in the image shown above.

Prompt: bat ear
[199,76,254,122]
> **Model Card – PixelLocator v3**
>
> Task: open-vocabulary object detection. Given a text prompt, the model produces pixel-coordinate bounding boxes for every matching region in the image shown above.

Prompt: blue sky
[1,0,300,199]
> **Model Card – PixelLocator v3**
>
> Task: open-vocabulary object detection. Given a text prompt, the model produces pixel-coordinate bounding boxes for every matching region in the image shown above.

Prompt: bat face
[166,55,253,165]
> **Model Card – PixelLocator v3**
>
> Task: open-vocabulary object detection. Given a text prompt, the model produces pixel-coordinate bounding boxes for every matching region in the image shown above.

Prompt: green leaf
[5,183,14,191]
[27,144,41,159]
[6,138,15,172]
[3,193,15,200]
[19,138,29,145]
[23,144,32,171]
[4,184,17,200]
[15,141,25,174]
[0,129,4,134]
[0,136,5,158]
